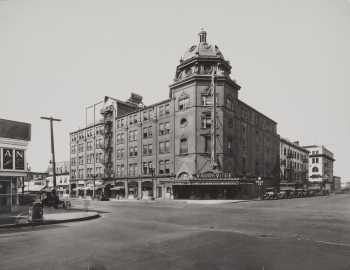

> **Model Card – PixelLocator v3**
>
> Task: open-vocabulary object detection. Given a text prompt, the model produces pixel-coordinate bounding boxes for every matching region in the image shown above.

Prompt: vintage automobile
[277,191,288,199]
[295,189,307,198]
[264,191,277,200]
[41,190,71,208]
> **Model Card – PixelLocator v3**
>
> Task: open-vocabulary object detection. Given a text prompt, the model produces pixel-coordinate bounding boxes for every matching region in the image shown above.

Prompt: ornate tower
[170,29,241,179]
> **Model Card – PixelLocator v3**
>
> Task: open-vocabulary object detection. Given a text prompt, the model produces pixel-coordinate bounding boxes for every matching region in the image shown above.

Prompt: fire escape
[101,104,114,180]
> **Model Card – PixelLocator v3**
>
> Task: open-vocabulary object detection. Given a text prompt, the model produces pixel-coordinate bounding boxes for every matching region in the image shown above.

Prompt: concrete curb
[0,212,100,229]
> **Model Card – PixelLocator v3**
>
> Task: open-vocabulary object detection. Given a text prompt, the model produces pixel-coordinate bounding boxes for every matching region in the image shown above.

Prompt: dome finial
[199,28,207,43]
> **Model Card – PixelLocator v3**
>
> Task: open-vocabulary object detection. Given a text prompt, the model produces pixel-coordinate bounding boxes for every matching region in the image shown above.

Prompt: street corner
[0,210,100,230]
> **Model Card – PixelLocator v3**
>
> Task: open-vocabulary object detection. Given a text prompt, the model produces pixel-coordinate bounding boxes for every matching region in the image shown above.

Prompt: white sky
[1,0,349,180]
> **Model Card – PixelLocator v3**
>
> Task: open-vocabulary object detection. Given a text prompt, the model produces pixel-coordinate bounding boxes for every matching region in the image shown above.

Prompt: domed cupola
[182,29,224,61]
[174,29,232,83]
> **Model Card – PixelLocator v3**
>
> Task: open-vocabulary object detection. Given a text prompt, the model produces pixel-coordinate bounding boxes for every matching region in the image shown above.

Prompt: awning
[111,186,124,191]
[24,184,46,192]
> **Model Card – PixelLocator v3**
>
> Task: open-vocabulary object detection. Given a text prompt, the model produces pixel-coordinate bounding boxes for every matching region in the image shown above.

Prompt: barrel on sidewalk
[28,202,43,223]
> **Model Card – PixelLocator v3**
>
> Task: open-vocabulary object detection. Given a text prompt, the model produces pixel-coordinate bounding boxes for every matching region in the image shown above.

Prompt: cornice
[169,75,240,90]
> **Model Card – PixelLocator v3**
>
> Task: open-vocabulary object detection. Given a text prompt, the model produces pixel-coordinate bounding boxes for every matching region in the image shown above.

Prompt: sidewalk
[0,207,100,229]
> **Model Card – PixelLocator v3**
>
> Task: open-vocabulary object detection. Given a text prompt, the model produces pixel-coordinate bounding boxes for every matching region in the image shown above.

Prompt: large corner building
[69,30,280,200]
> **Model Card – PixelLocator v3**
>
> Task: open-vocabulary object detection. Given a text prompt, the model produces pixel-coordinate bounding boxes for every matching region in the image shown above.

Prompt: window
[117,133,125,144]
[128,163,138,176]
[78,143,84,153]
[143,144,153,156]
[71,158,76,166]
[178,97,189,111]
[95,152,103,163]
[96,138,103,149]
[204,136,211,153]
[143,111,149,121]
[201,94,217,106]
[86,141,93,151]
[129,130,137,141]
[116,164,125,177]
[159,106,165,117]
[129,146,138,157]
[226,97,233,110]
[165,104,170,114]
[201,113,211,129]
[312,167,319,173]
[227,138,232,153]
[228,118,233,128]
[143,161,153,175]
[143,127,152,138]
[180,138,188,154]
[159,161,164,174]
[116,149,124,159]
[159,160,170,174]
[159,122,170,135]
[78,169,84,179]
[159,141,170,154]
[165,160,170,174]
[78,156,84,165]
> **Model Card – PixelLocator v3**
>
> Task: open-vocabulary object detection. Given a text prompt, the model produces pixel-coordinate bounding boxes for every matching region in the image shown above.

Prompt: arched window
[178,172,189,180]
[312,167,319,173]
[180,138,188,154]
[180,118,188,128]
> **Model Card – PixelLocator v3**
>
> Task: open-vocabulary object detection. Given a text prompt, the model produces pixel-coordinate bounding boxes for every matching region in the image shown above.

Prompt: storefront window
[3,149,13,170]
[15,150,24,170]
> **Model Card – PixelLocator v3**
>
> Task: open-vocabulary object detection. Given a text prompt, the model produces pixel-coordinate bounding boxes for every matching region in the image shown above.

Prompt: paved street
[1,195,350,270]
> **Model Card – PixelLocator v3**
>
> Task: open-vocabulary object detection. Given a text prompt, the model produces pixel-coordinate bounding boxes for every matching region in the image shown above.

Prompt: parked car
[307,190,317,197]
[264,191,277,200]
[277,191,288,199]
[295,189,306,198]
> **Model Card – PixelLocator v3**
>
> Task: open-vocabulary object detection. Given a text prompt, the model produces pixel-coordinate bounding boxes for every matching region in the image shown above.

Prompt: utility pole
[41,116,61,189]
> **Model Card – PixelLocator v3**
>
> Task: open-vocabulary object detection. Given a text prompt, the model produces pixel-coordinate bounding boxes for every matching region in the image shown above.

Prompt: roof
[280,137,309,153]
[237,99,277,125]
[181,29,224,62]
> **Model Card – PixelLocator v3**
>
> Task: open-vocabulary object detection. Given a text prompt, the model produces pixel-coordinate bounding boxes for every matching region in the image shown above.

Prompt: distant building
[0,118,31,212]
[333,176,341,192]
[46,161,70,196]
[47,161,70,175]
[280,138,309,187]
[69,30,280,200]
[303,145,335,191]
[27,171,48,182]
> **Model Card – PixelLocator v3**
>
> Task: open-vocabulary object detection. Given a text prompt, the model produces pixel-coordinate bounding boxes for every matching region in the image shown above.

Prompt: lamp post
[256,177,263,200]
[92,173,97,199]
[151,168,156,200]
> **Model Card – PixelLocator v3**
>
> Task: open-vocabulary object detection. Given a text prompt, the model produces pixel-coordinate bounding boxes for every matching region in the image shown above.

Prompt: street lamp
[256,177,263,200]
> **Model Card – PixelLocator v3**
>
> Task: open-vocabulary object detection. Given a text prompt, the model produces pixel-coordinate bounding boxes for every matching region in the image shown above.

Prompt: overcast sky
[1,0,349,180]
